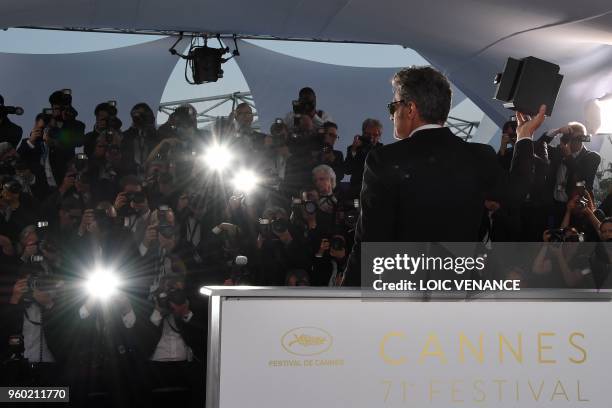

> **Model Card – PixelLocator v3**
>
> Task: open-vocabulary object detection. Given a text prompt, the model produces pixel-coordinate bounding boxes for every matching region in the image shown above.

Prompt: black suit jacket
[344,127,534,286]
[536,133,601,199]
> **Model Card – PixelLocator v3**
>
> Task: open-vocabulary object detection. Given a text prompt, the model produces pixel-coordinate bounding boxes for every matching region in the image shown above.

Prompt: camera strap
[164,315,182,335]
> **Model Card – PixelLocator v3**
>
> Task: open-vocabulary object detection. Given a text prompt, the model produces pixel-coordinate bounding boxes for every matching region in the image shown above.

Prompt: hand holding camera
[29,127,43,144]
[316,238,330,257]
[143,223,159,249]
[79,209,98,235]
[9,278,28,305]
[58,173,76,195]
[114,192,128,209]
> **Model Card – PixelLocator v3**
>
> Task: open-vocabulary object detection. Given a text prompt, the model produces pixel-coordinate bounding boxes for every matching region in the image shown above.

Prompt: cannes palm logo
[281,327,333,356]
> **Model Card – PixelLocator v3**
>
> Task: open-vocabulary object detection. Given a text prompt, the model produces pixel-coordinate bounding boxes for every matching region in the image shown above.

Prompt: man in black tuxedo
[343,66,546,286]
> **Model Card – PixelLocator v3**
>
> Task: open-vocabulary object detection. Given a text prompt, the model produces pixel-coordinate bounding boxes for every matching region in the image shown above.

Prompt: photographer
[84,102,119,157]
[122,103,159,175]
[89,131,138,202]
[537,121,601,225]
[1,264,65,387]
[1,178,37,242]
[114,176,150,238]
[70,274,138,408]
[559,190,600,242]
[312,165,339,232]
[311,233,348,286]
[0,95,23,148]
[138,274,204,408]
[255,206,309,285]
[315,121,344,181]
[16,225,59,278]
[531,228,591,288]
[284,87,332,130]
[47,90,86,150]
[17,112,75,191]
[344,118,384,198]
[497,119,517,171]
[258,120,292,187]
[228,103,266,153]
[0,142,17,176]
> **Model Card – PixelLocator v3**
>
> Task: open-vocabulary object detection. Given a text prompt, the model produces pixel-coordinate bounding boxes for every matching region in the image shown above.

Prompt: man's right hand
[29,128,43,145]
[10,278,28,305]
[516,105,546,140]
[142,224,158,249]
[316,239,330,257]
[114,192,128,209]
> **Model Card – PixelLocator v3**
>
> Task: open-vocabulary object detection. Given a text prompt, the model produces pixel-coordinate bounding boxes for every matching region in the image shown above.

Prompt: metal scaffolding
[159,92,480,138]
[446,116,480,141]
[158,91,258,128]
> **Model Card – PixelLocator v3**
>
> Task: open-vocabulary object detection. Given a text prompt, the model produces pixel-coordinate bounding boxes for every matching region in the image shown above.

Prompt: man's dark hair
[323,121,338,131]
[131,102,153,114]
[299,87,316,98]
[49,90,71,106]
[600,217,612,231]
[361,118,383,133]
[0,94,4,105]
[95,102,118,117]
[392,66,452,124]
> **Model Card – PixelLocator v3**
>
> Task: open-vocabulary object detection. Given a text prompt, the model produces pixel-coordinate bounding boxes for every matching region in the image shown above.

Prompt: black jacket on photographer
[17,137,74,192]
[0,116,23,148]
[344,140,383,198]
[122,126,159,173]
[537,132,601,201]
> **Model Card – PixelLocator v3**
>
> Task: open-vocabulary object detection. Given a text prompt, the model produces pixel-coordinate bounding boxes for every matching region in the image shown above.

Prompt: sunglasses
[387,99,405,116]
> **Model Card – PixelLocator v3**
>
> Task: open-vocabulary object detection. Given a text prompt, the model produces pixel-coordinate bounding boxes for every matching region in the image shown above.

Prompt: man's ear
[405,101,417,117]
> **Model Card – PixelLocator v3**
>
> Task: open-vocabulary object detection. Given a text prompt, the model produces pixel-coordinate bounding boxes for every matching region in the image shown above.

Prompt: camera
[548,228,565,243]
[358,135,372,145]
[292,99,315,116]
[22,272,58,303]
[126,191,146,204]
[157,287,187,310]
[0,105,24,116]
[330,236,346,251]
[157,205,175,238]
[3,179,22,194]
[291,198,317,215]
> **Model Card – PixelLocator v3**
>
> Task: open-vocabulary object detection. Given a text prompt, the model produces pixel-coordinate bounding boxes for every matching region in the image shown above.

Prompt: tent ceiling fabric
[0,37,180,132]
[234,39,468,153]
[1,1,612,137]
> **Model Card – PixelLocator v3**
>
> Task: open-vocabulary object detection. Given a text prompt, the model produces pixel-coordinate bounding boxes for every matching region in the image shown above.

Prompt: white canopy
[1,1,611,140]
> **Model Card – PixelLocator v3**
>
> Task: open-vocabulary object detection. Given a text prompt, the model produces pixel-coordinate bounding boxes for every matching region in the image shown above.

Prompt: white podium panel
[203,288,612,408]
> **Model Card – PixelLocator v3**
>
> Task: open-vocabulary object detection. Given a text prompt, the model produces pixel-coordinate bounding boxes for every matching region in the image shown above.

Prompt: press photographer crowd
[0,70,611,406]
